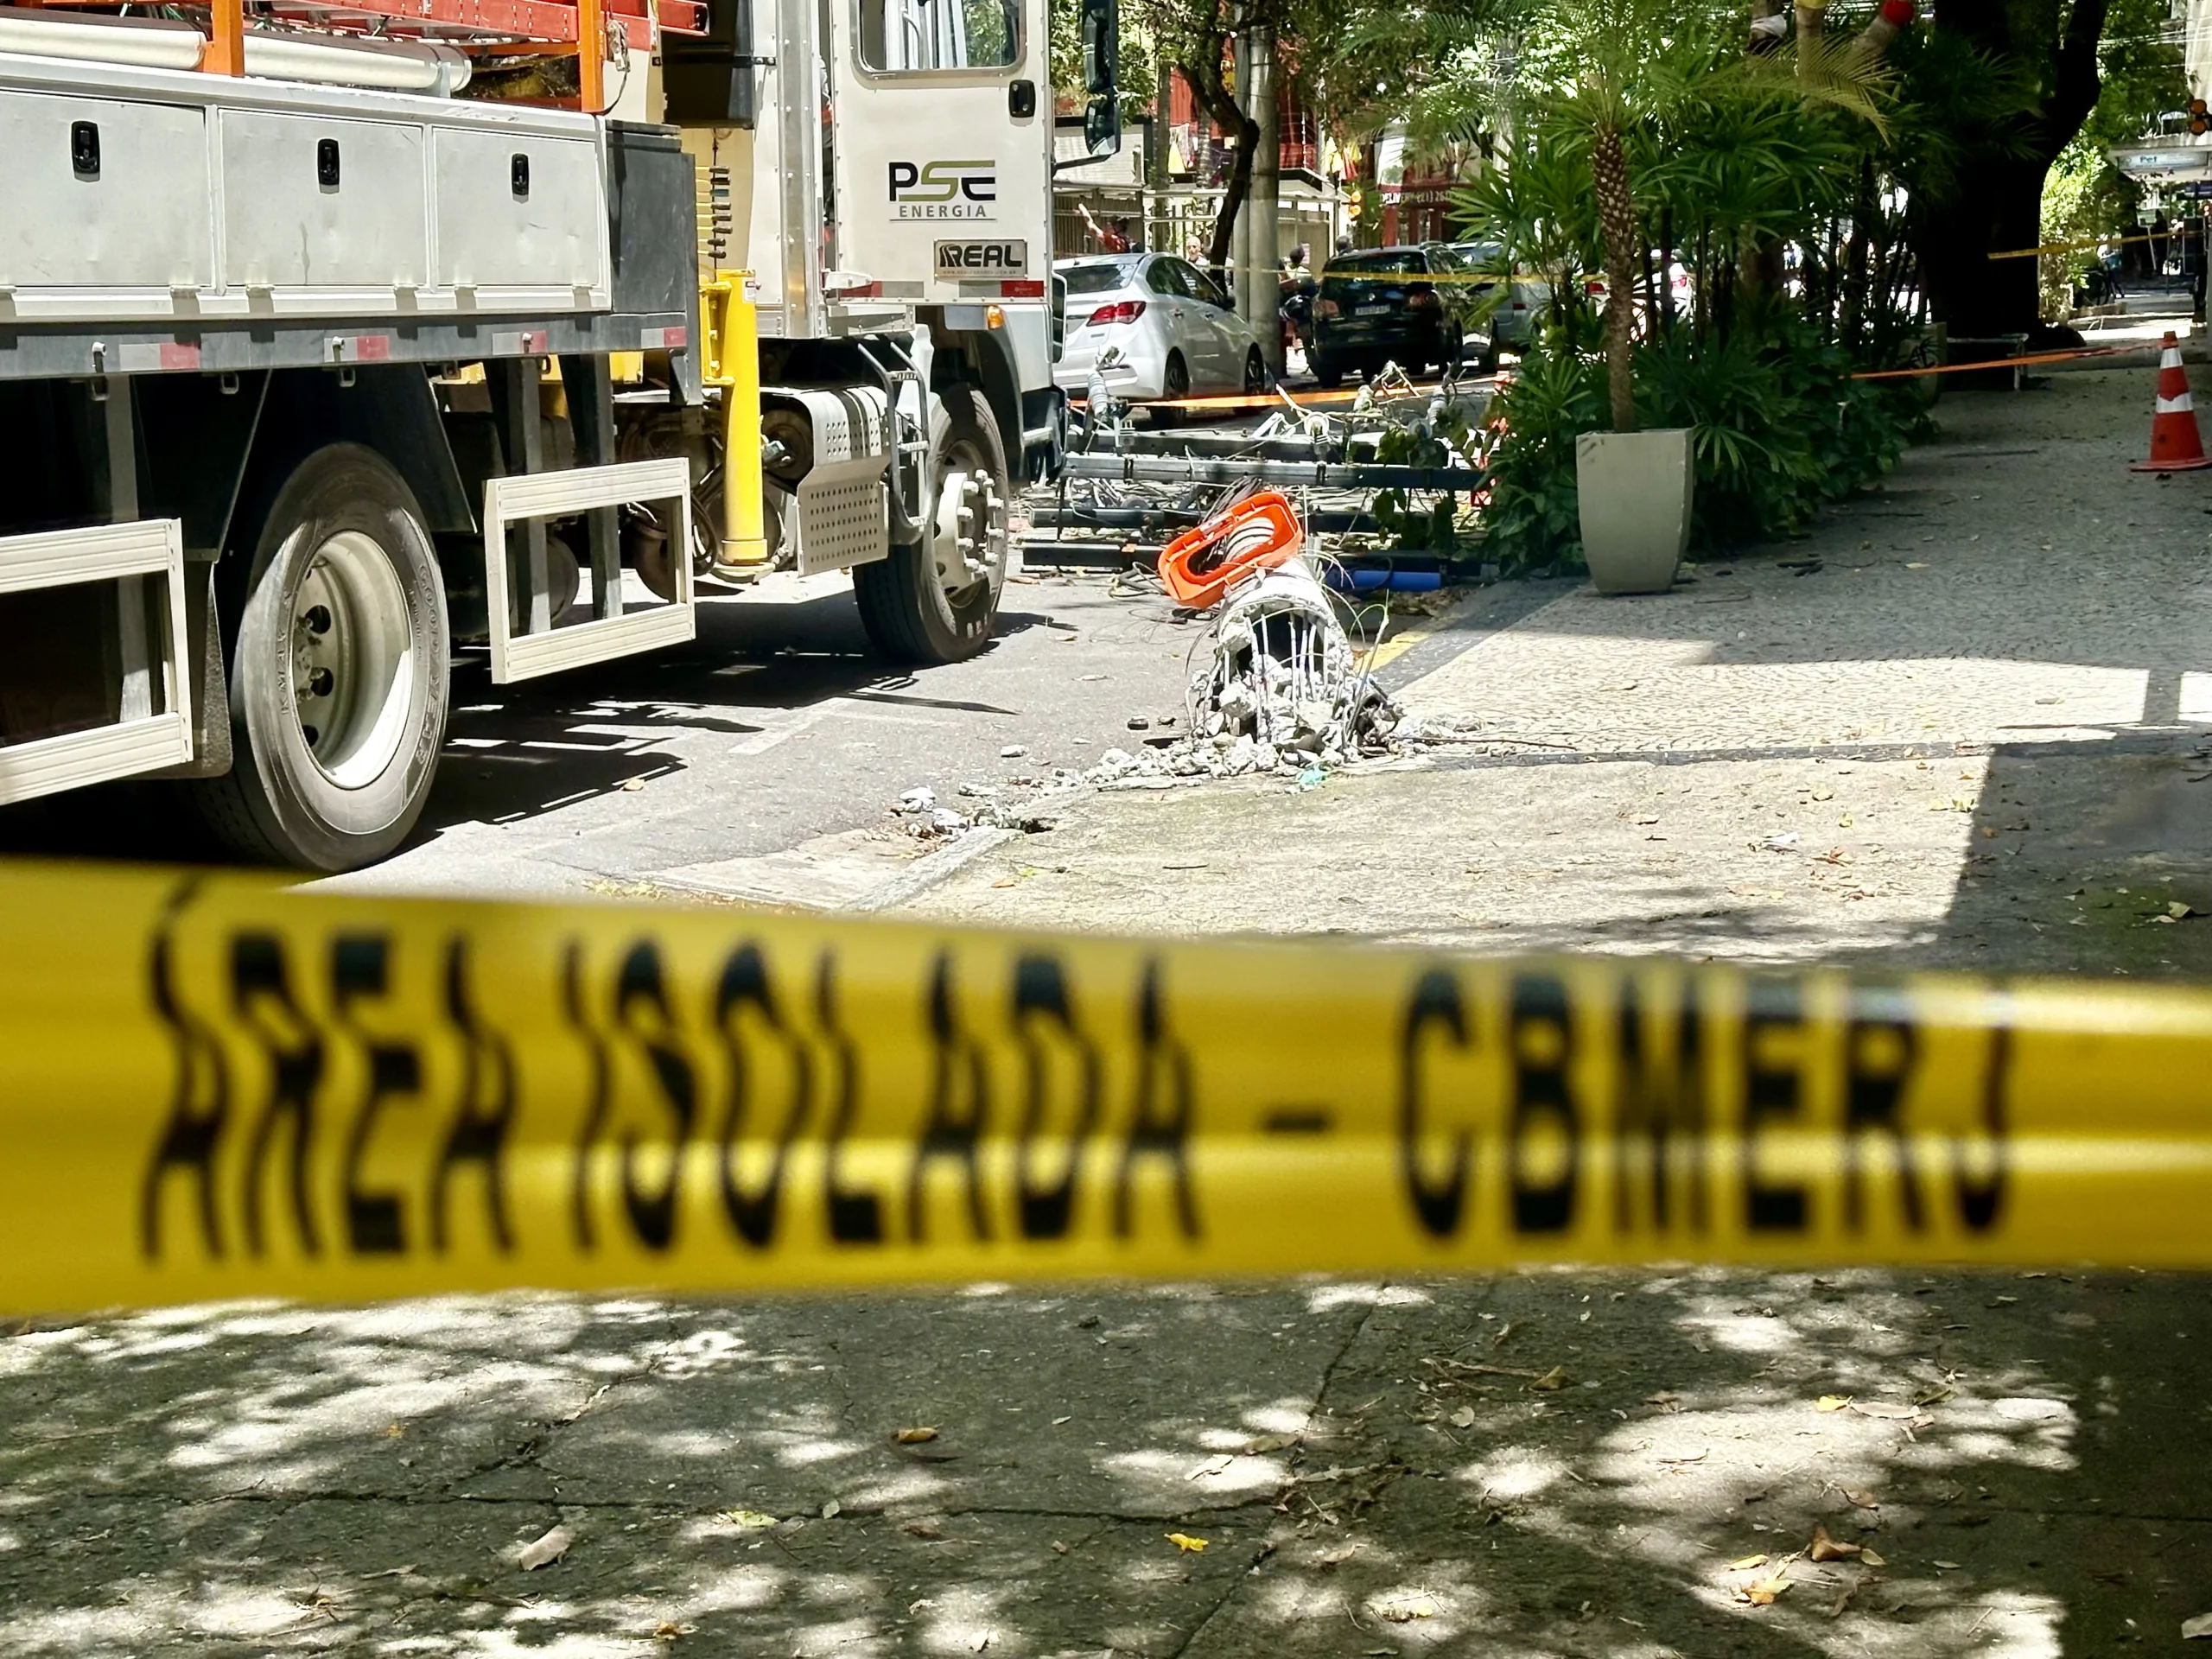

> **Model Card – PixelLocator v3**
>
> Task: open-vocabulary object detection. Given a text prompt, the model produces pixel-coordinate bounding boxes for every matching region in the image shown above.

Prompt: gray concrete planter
[1575,427,1694,595]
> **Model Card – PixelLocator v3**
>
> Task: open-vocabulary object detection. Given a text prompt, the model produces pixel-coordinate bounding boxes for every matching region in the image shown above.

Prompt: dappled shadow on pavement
[2,1269,2205,1656]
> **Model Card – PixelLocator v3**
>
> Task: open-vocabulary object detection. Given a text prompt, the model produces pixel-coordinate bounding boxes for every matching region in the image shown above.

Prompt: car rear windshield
[1061,259,1140,296]
[1318,250,1424,283]
[1320,251,1428,292]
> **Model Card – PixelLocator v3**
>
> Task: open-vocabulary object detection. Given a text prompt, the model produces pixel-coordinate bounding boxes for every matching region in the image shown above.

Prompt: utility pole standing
[1249,20,1281,372]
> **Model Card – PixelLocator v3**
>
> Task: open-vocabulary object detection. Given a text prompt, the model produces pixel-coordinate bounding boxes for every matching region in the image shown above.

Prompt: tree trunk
[1840,156,1874,352]
[1206,121,1259,283]
[1916,153,2047,336]
[1592,124,1638,432]
[1179,30,1259,288]
[1919,0,2107,339]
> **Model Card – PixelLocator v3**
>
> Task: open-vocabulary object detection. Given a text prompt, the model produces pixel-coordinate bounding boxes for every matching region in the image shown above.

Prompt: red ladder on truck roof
[10,0,707,111]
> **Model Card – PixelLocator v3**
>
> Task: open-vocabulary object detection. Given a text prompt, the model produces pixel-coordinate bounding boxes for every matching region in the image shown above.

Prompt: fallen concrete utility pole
[1093,432,1362,460]
[1061,454,1488,491]
[1032,505,1385,534]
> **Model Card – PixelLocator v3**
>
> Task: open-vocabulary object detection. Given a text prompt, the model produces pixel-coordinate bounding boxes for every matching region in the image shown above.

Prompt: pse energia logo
[887,161,996,219]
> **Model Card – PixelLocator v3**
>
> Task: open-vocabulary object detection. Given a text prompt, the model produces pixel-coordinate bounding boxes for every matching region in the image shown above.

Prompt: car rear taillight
[1408,289,1440,310]
[1086,300,1147,326]
[1315,296,1341,318]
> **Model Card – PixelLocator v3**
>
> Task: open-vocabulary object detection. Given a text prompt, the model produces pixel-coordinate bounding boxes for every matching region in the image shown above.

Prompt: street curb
[1376,577,1576,696]
[859,826,1019,911]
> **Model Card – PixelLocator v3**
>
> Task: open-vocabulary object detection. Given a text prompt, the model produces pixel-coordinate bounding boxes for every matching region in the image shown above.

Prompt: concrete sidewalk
[7,370,2212,1658]
[904,367,2212,979]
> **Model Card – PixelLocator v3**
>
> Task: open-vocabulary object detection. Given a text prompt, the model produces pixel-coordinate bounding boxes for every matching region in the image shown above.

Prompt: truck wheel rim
[289,530,416,789]
[930,436,1005,604]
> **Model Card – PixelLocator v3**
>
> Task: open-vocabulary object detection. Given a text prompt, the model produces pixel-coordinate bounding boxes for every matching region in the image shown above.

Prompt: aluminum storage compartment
[219,107,429,293]
[0,54,612,325]
[434,126,605,293]
[0,89,211,293]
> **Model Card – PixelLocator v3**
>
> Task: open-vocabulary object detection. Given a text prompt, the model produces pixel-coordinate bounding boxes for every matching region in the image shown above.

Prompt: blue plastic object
[1323,567,1445,594]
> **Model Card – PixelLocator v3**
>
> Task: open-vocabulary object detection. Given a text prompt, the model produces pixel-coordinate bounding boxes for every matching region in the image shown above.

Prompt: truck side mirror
[1080,0,1119,157]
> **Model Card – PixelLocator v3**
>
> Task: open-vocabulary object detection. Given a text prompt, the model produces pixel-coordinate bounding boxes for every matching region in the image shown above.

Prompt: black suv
[1308,245,1465,387]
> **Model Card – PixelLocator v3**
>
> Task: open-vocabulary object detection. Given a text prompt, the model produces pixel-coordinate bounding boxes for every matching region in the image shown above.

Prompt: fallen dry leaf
[821,1499,842,1520]
[1242,1432,1298,1453]
[894,1427,939,1445]
[1741,1571,1792,1606]
[1816,1395,1853,1412]
[653,1621,696,1642]
[1645,1391,1683,1412]
[1842,1488,1880,1509]
[722,1510,778,1530]
[1859,1548,1887,1567]
[1530,1365,1573,1391]
[515,1524,575,1572]
[1448,1407,1478,1429]
[903,1520,946,1541]
[1379,1602,1437,1623]
[1166,1533,1208,1553]
[1933,1560,1963,1570]
[2183,1612,2212,1639]
[1810,1522,1862,1562]
[1729,1554,1771,1571]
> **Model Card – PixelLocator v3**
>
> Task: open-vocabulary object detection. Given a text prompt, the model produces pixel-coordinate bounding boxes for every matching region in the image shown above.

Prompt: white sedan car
[1054,252,1269,404]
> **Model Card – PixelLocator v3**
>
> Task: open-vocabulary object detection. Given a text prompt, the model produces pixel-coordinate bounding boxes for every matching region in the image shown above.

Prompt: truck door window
[859,0,1021,71]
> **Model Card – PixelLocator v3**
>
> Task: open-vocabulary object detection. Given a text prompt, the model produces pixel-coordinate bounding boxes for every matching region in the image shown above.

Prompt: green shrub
[1478,320,1931,569]
[1477,340,1609,572]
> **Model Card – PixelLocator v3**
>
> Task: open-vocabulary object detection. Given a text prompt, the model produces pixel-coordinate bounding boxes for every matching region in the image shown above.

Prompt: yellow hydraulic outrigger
[700,270,768,570]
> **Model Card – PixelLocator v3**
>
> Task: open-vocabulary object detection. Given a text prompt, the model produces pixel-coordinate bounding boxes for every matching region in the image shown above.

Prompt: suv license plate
[1356,303,1392,316]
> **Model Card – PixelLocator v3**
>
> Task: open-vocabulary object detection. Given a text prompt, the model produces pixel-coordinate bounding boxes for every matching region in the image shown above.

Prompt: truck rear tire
[188,444,451,871]
[853,387,1009,664]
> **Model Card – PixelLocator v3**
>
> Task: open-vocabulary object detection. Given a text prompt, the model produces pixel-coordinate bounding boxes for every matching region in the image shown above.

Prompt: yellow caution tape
[8,861,2212,1314]
[1987,229,2171,261]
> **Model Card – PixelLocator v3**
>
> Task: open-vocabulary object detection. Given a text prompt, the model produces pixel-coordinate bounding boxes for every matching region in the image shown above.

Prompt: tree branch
[2046,0,2109,156]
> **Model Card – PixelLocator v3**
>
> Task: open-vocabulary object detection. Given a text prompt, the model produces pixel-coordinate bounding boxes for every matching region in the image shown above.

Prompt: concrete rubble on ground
[888,564,1510,836]
[1083,555,1408,787]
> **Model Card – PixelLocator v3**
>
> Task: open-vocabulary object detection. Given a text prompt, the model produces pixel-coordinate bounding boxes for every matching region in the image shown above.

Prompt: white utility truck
[0,0,1117,868]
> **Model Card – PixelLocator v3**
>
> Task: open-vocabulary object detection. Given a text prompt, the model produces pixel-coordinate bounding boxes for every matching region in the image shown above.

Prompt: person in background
[1335,234,1354,258]
[1077,203,1133,253]
[1278,245,1315,352]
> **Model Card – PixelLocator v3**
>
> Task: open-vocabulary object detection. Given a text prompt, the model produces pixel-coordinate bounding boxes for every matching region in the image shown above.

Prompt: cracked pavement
[7,377,2212,1654]
[5,1268,2211,1655]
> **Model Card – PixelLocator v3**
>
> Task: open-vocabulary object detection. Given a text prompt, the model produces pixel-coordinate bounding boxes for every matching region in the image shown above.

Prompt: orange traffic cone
[2132,332,2212,472]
